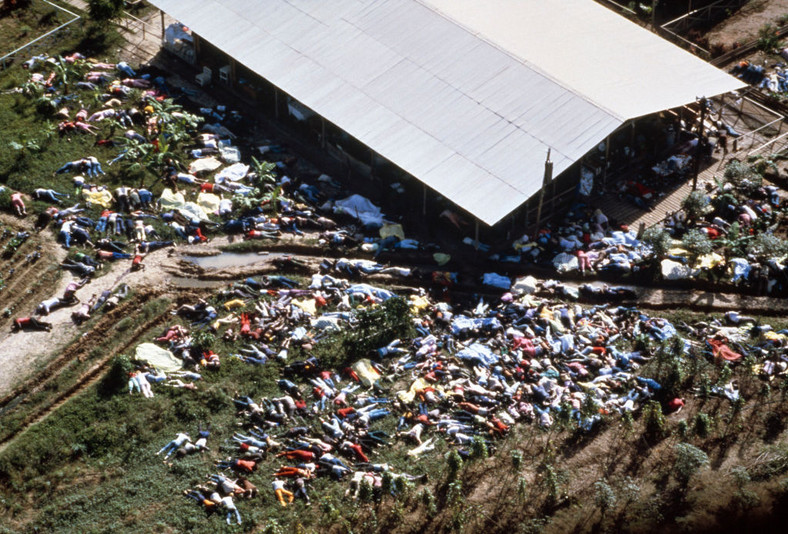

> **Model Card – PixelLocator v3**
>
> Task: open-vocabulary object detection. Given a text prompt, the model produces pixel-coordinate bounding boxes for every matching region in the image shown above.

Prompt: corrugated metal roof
[149,0,745,225]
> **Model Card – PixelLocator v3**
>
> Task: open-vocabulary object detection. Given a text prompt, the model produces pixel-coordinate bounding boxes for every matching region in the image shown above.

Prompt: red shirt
[667,398,685,412]
[235,459,256,472]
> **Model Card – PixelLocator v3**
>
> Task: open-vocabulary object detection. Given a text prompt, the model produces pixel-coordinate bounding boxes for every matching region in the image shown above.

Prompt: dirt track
[0,214,177,396]
[706,0,788,48]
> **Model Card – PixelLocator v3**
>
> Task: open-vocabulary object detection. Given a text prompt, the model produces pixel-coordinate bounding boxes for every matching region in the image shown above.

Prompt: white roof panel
[424,0,745,119]
[150,0,745,225]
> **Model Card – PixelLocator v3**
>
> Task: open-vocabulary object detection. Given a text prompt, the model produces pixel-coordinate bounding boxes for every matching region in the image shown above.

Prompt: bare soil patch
[707,0,788,49]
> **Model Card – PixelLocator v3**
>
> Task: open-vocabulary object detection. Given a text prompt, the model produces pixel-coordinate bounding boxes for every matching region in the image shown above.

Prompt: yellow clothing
[223,299,245,311]
[275,488,294,506]
[409,295,431,314]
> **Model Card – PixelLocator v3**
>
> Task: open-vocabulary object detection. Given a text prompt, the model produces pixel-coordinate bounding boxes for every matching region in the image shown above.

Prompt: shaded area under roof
[149,0,745,225]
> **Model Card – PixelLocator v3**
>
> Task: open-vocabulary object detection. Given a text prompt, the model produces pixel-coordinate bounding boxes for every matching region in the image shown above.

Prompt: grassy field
[0,0,80,57]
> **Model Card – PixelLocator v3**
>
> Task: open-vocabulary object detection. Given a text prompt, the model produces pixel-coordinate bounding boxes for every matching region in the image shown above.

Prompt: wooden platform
[598,152,735,229]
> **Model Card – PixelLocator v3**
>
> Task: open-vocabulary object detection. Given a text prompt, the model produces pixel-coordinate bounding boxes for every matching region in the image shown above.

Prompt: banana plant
[251,157,278,186]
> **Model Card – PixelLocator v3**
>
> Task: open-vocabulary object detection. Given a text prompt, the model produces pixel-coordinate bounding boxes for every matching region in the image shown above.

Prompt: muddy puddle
[183,251,286,269]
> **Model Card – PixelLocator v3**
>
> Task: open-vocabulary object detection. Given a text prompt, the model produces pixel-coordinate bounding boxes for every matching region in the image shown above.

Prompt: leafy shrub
[643,400,667,441]
[512,478,527,506]
[358,479,374,502]
[0,188,11,210]
[446,480,464,507]
[313,296,414,369]
[470,436,488,460]
[539,463,567,507]
[694,412,712,439]
[201,386,231,413]
[731,466,751,488]
[594,479,617,516]
[681,229,713,262]
[381,470,394,496]
[447,449,463,481]
[420,488,438,518]
[681,190,710,222]
[98,354,132,396]
[747,233,788,261]
[511,449,523,470]
[87,0,125,26]
[734,487,761,510]
[676,419,689,440]
[674,443,709,485]
[757,23,781,53]
[39,9,58,27]
[191,330,215,351]
[619,476,641,504]
[642,226,672,259]
[724,160,762,192]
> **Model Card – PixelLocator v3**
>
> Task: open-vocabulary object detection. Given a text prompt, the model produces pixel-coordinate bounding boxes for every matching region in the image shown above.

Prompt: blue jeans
[367,408,390,421]
[226,509,241,525]
[60,230,71,248]
[116,62,136,77]
[138,190,153,208]
[157,441,180,457]
[55,162,77,174]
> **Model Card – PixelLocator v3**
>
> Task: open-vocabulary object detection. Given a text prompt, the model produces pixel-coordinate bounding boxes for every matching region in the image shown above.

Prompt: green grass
[0,0,79,57]
[0,357,319,533]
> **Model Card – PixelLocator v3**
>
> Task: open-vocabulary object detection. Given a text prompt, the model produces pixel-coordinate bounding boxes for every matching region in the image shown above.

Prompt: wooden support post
[160,10,165,40]
[535,149,553,227]
[718,93,725,122]
[274,89,279,119]
[692,96,707,191]
[321,118,326,149]
[651,0,657,28]
[603,134,610,190]
[474,220,480,259]
[422,184,427,216]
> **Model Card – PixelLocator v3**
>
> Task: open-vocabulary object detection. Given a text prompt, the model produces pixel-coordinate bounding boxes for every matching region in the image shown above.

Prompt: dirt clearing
[706,0,788,48]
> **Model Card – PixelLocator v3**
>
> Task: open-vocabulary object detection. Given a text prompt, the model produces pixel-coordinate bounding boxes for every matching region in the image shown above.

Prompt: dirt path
[0,240,174,397]
[0,287,173,454]
[706,0,788,48]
